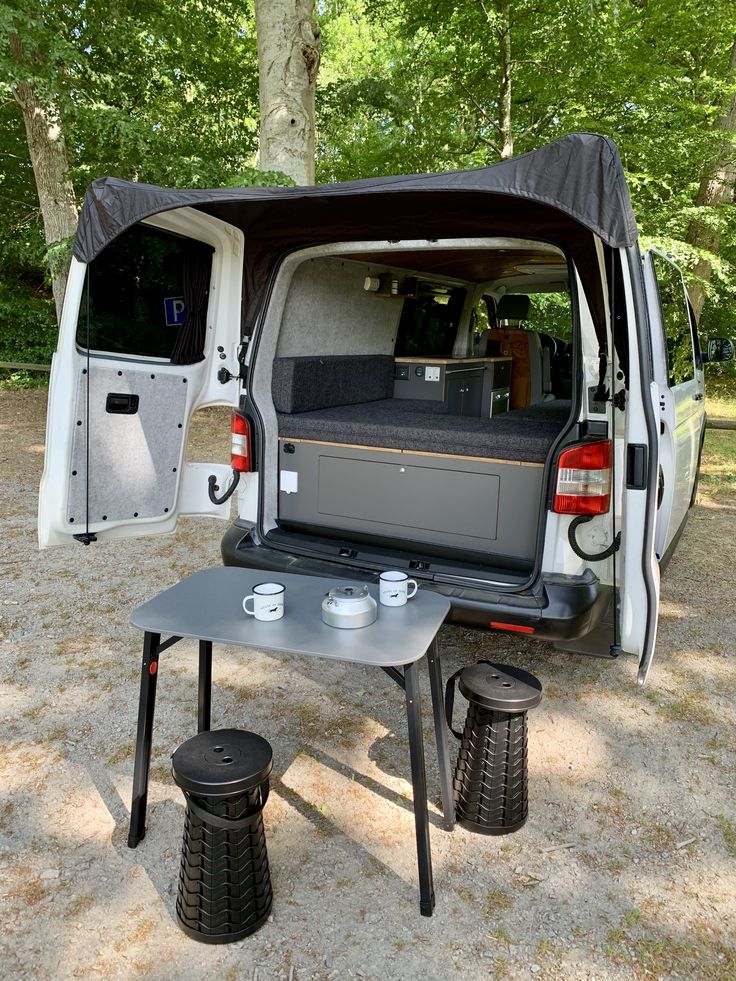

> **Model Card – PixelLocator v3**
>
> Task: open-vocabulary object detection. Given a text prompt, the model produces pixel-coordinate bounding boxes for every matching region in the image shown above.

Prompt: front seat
[480,295,549,408]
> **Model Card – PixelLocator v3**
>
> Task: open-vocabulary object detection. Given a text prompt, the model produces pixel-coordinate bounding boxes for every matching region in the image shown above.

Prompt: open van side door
[643,250,704,561]
[617,247,661,685]
[38,207,243,548]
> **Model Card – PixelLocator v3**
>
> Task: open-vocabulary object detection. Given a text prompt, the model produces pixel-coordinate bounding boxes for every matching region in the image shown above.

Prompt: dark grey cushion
[277,399,570,463]
[272,355,395,414]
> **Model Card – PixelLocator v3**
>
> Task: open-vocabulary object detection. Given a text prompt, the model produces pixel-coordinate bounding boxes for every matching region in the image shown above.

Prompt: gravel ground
[1,389,734,981]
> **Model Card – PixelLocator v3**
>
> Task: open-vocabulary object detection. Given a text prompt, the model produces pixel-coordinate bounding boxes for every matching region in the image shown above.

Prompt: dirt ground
[1,389,734,981]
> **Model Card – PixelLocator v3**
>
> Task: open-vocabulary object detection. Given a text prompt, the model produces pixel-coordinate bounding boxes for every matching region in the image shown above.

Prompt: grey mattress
[277,399,571,463]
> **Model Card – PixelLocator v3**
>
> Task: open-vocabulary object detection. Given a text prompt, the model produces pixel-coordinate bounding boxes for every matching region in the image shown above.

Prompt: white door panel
[38,208,243,548]
[644,250,704,557]
[179,463,233,518]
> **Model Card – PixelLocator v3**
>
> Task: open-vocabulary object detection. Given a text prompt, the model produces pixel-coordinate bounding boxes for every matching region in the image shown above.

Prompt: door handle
[693,393,704,402]
[106,393,139,414]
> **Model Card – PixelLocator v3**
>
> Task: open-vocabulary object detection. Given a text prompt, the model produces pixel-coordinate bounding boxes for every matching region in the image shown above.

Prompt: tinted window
[652,254,694,386]
[76,224,214,361]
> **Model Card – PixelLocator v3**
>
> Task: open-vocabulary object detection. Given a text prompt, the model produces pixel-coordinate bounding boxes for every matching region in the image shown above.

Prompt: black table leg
[128,631,161,848]
[198,640,212,733]
[426,637,456,831]
[404,661,435,917]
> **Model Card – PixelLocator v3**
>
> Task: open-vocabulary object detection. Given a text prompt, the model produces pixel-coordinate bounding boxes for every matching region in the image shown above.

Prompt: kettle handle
[444,668,465,739]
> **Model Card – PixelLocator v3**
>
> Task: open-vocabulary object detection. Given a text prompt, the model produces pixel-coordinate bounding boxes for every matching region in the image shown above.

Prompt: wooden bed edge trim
[278,437,544,467]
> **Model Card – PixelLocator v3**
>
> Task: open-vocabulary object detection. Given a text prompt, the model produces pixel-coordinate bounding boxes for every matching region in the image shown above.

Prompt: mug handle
[407,579,418,599]
[243,595,256,616]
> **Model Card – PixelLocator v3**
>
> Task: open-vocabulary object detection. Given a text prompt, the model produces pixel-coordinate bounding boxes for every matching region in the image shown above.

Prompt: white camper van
[38,134,733,684]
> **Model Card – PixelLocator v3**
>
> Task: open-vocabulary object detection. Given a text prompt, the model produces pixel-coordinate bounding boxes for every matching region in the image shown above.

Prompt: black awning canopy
[73,133,638,335]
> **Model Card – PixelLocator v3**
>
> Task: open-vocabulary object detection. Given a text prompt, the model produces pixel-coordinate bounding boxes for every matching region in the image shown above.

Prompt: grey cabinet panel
[279,440,543,560]
[318,455,499,540]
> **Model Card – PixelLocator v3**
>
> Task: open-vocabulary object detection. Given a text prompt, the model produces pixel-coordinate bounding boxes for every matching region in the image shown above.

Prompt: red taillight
[231,411,251,472]
[553,440,611,515]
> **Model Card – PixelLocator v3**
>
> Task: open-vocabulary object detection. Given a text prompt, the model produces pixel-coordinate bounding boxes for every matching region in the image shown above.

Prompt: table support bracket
[381,665,405,690]
[427,637,456,831]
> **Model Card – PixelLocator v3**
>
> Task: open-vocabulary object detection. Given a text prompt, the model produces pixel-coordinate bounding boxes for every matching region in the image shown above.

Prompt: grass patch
[718,815,736,857]
[485,888,514,915]
[643,822,678,850]
[655,687,716,726]
[701,430,736,498]
[605,910,736,980]
[107,744,134,765]
[705,393,736,421]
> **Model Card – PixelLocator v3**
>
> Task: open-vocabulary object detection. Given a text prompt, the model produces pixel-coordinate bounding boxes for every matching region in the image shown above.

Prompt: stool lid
[459,662,542,712]
[172,728,273,796]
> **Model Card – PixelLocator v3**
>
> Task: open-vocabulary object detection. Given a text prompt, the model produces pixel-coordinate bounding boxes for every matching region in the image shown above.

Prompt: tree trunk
[685,36,736,320]
[255,0,321,185]
[10,36,78,324]
[499,1,513,160]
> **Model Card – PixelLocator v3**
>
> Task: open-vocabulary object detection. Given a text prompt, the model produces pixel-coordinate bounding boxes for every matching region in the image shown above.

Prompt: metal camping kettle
[321,584,377,629]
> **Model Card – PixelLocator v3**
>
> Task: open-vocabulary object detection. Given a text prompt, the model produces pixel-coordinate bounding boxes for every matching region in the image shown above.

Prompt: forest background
[1,0,735,393]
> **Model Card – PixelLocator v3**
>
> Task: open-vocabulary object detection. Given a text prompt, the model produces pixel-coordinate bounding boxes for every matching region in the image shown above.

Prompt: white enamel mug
[243,582,285,621]
[379,570,418,607]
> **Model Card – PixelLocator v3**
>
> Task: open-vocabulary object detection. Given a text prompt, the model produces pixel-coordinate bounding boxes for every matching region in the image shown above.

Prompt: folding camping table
[126,567,455,916]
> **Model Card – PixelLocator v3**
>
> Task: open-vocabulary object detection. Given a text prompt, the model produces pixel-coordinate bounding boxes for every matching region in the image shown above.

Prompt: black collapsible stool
[171,728,273,943]
[445,662,542,835]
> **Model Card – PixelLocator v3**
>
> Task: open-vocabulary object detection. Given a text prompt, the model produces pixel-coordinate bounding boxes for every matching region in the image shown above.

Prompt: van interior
[252,238,580,585]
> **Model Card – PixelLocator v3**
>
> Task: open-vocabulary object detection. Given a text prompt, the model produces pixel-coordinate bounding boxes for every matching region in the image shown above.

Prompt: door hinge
[612,389,626,411]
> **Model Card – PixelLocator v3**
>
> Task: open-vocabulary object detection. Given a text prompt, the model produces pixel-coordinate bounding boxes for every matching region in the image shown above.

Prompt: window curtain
[171,245,213,365]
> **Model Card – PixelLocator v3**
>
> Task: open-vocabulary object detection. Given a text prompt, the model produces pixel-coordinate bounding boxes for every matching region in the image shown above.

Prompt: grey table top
[130,567,451,668]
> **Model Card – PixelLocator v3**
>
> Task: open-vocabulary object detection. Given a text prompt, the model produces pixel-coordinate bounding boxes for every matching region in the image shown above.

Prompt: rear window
[76,224,214,362]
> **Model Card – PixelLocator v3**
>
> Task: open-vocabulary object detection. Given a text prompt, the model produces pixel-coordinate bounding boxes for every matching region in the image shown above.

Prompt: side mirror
[703,337,735,363]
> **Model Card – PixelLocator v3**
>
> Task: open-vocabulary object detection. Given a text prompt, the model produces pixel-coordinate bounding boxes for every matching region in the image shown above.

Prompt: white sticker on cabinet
[280,470,298,494]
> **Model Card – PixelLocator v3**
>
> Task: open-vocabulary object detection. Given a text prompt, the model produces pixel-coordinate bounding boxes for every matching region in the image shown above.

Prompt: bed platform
[277,397,570,464]
[272,355,571,561]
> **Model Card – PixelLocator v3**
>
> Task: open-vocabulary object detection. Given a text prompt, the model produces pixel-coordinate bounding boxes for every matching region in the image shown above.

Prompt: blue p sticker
[164,296,186,326]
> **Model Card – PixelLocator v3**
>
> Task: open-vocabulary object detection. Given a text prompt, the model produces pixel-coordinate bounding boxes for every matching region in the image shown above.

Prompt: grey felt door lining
[68,363,189,525]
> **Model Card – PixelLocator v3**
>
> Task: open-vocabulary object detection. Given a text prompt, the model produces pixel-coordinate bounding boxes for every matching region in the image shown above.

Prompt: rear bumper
[221,522,611,643]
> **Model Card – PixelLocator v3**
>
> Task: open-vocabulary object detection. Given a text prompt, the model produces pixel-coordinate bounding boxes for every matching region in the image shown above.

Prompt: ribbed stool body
[446,662,542,836]
[172,729,273,943]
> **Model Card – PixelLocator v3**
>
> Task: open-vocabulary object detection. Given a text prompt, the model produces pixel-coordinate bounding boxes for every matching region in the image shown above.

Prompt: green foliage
[0,280,56,364]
